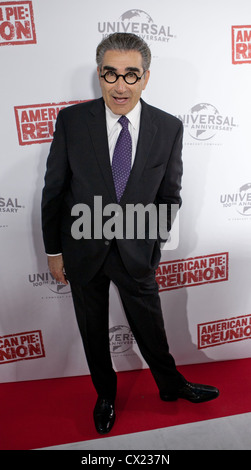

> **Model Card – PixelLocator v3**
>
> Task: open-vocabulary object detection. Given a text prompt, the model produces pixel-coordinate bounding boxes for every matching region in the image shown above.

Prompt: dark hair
[96,33,151,71]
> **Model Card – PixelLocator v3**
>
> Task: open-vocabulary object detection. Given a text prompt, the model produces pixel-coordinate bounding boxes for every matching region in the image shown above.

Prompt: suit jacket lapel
[87,98,117,202]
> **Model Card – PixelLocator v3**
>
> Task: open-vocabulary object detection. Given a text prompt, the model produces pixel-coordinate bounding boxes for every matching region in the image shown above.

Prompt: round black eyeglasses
[100,70,145,85]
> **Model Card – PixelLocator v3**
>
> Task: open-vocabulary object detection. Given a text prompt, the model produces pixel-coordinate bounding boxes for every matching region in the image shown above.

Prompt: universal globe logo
[109,325,136,354]
[220,183,251,218]
[177,103,237,142]
[28,270,71,295]
[237,183,251,216]
[98,9,174,44]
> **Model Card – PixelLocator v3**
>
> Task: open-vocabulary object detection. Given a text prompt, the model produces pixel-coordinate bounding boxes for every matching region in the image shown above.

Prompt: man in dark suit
[42,33,219,434]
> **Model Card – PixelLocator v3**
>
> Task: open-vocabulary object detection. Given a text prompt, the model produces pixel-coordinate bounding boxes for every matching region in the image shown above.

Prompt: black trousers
[70,242,185,400]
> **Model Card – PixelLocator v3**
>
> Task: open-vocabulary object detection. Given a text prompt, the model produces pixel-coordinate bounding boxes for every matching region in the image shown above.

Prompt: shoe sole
[160,391,220,403]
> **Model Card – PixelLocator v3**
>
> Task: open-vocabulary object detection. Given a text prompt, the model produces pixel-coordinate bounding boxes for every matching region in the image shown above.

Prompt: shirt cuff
[46,253,62,256]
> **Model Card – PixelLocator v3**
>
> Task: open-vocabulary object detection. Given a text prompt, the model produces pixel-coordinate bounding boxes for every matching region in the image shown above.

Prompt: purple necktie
[112,115,132,202]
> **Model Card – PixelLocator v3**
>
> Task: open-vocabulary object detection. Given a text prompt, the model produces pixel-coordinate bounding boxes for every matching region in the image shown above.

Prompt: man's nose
[114,76,127,92]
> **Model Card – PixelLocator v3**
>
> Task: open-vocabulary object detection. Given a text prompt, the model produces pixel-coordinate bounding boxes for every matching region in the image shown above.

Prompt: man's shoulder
[142,100,182,129]
[59,98,103,119]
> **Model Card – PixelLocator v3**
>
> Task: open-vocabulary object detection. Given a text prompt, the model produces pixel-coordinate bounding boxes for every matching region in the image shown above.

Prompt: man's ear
[142,69,150,90]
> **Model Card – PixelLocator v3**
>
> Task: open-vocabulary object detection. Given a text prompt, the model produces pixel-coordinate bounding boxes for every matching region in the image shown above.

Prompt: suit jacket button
[104,241,109,245]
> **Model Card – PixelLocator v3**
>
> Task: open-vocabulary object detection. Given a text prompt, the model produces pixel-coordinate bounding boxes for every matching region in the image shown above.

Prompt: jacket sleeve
[41,111,71,254]
[156,120,183,241]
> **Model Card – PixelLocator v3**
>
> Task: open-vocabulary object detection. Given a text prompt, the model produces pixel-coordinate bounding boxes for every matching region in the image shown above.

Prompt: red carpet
[0,358,250,450]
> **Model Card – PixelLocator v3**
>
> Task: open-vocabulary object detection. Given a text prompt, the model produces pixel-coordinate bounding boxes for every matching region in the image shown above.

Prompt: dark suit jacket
[41,98,183,285]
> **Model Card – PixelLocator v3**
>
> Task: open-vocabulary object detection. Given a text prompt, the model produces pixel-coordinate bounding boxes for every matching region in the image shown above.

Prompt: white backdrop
[0,0,251,383]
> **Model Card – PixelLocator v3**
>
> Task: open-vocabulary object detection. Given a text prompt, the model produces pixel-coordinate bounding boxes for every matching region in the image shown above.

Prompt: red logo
[0,1,36,46]
[232,25,251,64]
[14,100,88,145]
[198,314,251,349]
[156,252,229,292]
[0,330,45,364]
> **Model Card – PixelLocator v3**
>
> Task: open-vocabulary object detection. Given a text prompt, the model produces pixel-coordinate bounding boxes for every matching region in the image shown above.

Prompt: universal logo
[98,9,174,45]
[0,196,24,213]
[28,270,71,295]
[176,103,237,145]
[220,183,251,220]
[109,325,136,355]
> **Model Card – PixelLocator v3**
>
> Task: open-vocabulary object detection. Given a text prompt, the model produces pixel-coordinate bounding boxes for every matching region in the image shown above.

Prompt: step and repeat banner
[0,0,250,383]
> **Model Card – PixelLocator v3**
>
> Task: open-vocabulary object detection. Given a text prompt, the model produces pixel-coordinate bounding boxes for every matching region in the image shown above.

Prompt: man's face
[97,49,150,115]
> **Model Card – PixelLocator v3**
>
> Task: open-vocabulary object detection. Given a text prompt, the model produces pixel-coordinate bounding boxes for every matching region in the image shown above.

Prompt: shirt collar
[105,101,141,134]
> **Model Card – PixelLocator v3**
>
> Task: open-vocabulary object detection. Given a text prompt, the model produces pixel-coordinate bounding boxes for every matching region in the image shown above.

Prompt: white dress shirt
[105,100,141,167]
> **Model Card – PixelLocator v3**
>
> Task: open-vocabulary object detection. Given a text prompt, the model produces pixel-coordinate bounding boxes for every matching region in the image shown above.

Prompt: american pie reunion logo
[156,252,228,291]
[198,314,251,349]
[14,100,88,145]
[0,1,36,46]
[232,25,251,64]
[0,330,45,364]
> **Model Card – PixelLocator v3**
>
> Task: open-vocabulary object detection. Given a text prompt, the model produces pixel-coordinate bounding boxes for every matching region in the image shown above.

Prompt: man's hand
[47,254,68,285]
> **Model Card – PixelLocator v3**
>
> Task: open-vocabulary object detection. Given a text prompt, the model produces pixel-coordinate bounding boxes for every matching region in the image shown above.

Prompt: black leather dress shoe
[93,398,115,434]
[160,382,219,403]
